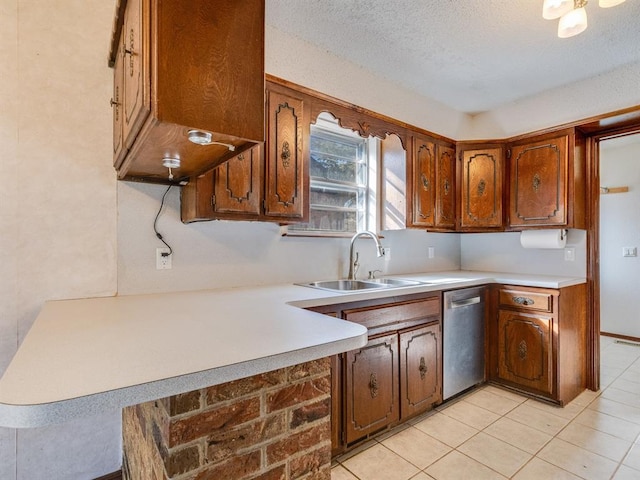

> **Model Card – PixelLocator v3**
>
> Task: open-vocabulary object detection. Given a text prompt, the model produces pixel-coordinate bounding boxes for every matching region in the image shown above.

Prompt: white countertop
[0,270,585,428]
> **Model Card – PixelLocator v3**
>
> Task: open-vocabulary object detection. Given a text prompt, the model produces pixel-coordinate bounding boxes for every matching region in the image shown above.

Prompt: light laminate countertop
[0,270,585,428]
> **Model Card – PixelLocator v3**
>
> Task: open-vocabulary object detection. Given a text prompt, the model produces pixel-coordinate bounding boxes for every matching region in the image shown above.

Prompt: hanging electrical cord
[154,185,173,256]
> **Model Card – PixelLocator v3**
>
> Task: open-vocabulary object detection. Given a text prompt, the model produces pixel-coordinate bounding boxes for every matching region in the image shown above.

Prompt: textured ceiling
[266,0,640,113]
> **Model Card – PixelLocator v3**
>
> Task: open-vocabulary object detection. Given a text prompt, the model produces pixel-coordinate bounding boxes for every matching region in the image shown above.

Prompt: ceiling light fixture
[543,0,626,38]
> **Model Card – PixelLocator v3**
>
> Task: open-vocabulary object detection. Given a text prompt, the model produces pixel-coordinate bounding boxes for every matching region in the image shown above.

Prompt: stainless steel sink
[364,278,424,287]
[305,280,386,292]
[301,278,429,292]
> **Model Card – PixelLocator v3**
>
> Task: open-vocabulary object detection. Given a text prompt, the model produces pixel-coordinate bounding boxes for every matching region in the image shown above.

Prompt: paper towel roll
[520,229,567,249]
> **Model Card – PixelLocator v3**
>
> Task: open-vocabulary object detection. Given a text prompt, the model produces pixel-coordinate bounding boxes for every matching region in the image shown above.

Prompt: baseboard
[94,471,122,480]
[601,331,640,343]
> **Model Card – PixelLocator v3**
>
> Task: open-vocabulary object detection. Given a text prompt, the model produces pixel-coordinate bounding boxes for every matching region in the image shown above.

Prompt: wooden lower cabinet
[345,333,399,444]
[400,324,441,418]
[491,283,587,405]
[333,294,442,451]
[498,311,553,395]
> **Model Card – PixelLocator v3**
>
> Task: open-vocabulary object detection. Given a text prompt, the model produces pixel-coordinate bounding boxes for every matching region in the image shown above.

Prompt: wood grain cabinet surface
[181,82,309,224]
[345,332,399,444]
[507,129,585,229]
[109,0,265,183]
[458,146,504,230]
[410,137,456,230]
[336,294,442,450]
[399,324,441,418]
[491,284,587,405]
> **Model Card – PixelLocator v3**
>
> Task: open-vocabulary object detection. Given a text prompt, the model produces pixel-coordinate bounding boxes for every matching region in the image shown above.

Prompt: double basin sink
[302,278,429,292]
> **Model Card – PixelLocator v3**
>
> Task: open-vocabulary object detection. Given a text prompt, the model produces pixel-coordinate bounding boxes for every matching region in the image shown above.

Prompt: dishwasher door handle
[450,296,481,308]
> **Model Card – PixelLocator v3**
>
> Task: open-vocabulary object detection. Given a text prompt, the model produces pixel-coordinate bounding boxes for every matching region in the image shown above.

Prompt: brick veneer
[122,358,332,480]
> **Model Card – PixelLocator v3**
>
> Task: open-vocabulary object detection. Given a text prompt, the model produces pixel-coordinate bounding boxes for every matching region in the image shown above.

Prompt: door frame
[585,122,640,391]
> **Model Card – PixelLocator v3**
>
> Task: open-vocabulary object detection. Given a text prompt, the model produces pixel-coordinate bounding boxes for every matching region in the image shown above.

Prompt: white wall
[0,1,120,479]
[117,182,460,295]
[468,62,640,139]
[600,136,640,337]
[460,230,587,278]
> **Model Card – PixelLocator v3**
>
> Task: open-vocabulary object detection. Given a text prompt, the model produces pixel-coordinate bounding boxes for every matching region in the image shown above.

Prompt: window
[288,113,377,236]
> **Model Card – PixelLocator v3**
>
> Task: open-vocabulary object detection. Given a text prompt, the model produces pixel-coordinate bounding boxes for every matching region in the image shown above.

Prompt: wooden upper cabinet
[435,145,456,229]
[459,146,504,230]
[264,86,308,220]
[109,0,265,183]
[121,0,150,150]
[181,145,262,222]
[112,43,126,168]
[508,130,585,229]
[411,136,436,227]
[409,136,456,230]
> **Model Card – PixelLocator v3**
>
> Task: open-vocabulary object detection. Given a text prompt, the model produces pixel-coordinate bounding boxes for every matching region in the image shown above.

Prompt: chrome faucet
[348,231,385,280]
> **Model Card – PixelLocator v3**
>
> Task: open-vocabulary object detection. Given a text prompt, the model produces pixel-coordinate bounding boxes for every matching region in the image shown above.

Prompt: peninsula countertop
[0,270,586,428]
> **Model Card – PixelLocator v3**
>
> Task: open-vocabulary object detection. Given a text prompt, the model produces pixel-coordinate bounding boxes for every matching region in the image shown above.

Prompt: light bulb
[558,7,588,38]
[599,0,625,7]
[543,0,575,19]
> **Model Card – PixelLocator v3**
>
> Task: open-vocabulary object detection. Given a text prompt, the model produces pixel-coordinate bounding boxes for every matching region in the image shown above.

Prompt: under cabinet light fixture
[162,157,180,180]
[543,0,626,38]
[187,129,236,151]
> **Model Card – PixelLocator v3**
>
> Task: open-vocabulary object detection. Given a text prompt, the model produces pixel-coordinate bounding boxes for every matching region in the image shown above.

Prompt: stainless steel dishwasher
[443,287,486,400]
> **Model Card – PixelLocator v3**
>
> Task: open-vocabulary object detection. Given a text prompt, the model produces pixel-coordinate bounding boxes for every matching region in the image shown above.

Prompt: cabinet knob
[110,98,120,107]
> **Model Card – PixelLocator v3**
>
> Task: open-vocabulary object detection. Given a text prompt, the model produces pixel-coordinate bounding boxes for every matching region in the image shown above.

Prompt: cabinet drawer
[344,297,440,330]
[499,288,553,313]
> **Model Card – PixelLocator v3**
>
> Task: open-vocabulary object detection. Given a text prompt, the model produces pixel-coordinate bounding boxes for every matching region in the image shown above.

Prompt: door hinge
[211,194,216,208]
[506,149,512,160]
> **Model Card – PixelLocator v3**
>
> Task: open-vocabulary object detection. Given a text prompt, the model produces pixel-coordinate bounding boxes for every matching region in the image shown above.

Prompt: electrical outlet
[382,247,391,261]
[156,248,172,269]
[428,246,435,259]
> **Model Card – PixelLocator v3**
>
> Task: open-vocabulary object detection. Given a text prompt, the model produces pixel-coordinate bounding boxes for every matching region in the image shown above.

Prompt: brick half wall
[122,358,332,480]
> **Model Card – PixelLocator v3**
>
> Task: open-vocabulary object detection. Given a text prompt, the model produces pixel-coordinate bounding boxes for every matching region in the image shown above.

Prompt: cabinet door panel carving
[435,145,456,228]
[122,0,150,149]
[509,136,568,226]
[412,137,435,226]
[213,145,262,215]
[400,324,441,418]
[265,90,306,218]
[460,148,503,228]
[345,333,399,444]
[498,311,553,394]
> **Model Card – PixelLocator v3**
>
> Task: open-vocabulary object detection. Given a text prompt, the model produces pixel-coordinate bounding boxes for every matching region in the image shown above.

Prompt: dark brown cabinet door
[122,0,150,149]
[399,324,441,419]
[345,333,399,444]
[435,145,456,229]
[498,310,553,395]
[509,135,569,227]
[460,148,503,229]
[264,89,307,220]
[213,144,262,216]
[412,136,436,227]
[112,43,126,168]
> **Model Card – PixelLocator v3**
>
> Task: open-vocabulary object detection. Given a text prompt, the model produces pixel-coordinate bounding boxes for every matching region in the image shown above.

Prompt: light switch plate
[623,247,638,257]
[564,247,575,262]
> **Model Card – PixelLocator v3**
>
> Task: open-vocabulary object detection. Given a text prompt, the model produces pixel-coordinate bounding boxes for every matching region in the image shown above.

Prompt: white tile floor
[332,336,640,480]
